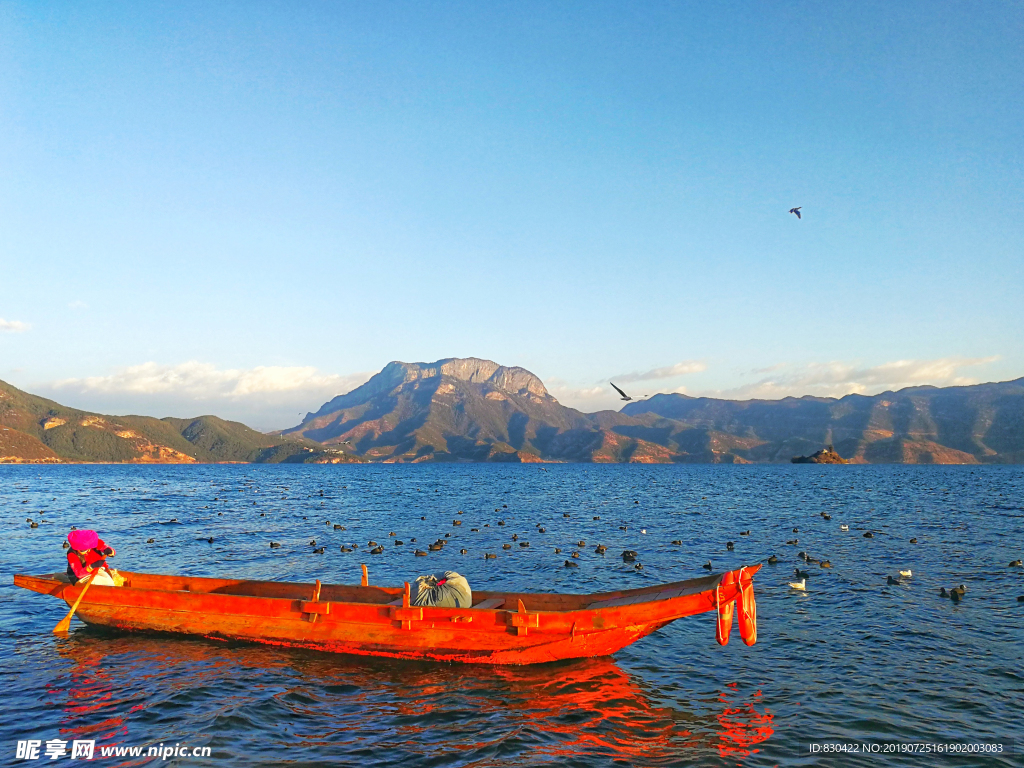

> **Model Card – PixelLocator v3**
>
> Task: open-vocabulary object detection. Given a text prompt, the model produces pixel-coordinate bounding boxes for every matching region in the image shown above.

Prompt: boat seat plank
[387,597,506,609]
[471,598,506,610]
[654,586,687,601]
[586,594,647,610]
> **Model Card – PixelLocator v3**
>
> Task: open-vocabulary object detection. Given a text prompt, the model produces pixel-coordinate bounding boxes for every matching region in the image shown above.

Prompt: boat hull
[72,601,672,664]
[15,566,760,665]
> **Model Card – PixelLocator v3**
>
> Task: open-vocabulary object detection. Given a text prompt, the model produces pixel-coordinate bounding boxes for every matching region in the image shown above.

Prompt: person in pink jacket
[66,529,119,586]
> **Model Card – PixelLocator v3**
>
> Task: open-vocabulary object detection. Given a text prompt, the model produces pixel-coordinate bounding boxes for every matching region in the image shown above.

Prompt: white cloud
[711,356,1000,401]
[43,361,373,431]
[544,360,708,411]
[614,360,706,383]
[68,301,88,310]
[0,318,30,333]
[545,379,606,403]
[547,378,673,412]
[53,361,368,399]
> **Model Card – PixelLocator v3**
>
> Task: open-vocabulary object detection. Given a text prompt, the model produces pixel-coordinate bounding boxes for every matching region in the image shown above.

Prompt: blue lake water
[1,464,1022,767]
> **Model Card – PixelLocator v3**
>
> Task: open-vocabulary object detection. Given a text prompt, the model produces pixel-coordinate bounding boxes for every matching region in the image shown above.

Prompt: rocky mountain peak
[386,357,550,397]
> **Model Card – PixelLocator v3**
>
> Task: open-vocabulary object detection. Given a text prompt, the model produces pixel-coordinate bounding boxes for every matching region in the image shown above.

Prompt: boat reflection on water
[715,682,775,760]
[52,631,773,764]
[48,637,131,744]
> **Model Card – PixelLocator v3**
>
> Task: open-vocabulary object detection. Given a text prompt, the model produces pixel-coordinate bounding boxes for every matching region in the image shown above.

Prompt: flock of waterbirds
[16,473,1024,604]
[769,508,1017,602]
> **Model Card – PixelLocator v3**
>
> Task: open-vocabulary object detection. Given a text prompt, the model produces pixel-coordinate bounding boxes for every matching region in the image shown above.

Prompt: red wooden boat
[14,564,761,665]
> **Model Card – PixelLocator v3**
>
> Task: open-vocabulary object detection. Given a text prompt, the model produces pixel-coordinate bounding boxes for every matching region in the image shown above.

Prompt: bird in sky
[610,382,632,401]
[789,207,802,219]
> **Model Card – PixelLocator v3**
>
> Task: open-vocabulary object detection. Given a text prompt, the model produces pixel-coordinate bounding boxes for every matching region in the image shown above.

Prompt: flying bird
[610,382,632,401]
[789,207,802,219]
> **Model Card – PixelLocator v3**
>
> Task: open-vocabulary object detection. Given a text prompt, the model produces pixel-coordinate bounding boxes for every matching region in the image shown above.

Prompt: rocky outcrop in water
[791,446,848,464]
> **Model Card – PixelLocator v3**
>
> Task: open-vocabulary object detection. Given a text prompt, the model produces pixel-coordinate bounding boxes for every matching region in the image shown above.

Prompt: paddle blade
[53,573,94,635]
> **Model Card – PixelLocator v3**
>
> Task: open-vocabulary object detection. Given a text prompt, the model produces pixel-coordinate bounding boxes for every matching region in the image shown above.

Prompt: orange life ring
[737,568,758,646]
[716,584,734,646]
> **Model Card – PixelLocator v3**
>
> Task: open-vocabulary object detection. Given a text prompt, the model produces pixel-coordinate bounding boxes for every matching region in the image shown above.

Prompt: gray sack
[411,571,472,608]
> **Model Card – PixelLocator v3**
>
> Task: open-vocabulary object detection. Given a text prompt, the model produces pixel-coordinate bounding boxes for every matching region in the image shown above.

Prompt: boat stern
[13,573,68,598]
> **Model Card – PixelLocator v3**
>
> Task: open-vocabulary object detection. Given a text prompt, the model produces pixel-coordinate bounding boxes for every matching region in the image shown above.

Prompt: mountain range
[280,358,1024,464]
[3,358,1023,464]
[622,379,1024,464]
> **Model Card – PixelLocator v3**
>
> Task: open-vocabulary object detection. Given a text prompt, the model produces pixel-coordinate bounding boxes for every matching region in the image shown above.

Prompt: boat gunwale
[13,565,760,617]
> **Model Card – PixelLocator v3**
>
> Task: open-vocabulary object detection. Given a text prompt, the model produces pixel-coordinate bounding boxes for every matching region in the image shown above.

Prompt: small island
[791,445,848,464]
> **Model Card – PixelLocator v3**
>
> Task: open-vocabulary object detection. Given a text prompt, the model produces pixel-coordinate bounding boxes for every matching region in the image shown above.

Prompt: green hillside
[0,378,359,464]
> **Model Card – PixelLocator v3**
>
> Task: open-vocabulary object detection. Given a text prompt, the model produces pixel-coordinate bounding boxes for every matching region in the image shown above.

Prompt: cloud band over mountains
[549,360,708,408]
[550,356,1001,411]
[613,361,707,383]
[721,356,1000,400]
[27,354,1005,432]
[52,361,368,399]
[41,361,372,432]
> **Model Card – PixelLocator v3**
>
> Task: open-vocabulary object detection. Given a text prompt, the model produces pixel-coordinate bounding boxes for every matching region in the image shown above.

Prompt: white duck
[787,578,807,591]
[899,569,912,578]
[840,524,849,531]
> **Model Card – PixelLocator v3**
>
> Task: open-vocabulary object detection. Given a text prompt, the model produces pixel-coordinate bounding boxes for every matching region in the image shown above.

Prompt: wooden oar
[53,571,97,635]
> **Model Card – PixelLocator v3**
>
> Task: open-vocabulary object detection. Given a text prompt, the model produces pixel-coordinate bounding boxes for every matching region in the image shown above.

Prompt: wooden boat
[14,563,761,665]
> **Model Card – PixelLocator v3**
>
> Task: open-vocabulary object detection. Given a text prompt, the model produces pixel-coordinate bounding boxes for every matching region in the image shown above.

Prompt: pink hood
[68,529,99,551]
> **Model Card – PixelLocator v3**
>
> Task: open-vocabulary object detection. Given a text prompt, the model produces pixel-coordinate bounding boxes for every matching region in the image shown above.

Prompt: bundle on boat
[14,563,761,665]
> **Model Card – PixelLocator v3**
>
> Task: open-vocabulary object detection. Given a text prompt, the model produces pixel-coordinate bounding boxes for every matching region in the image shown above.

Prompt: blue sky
[1,1,1021,430]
